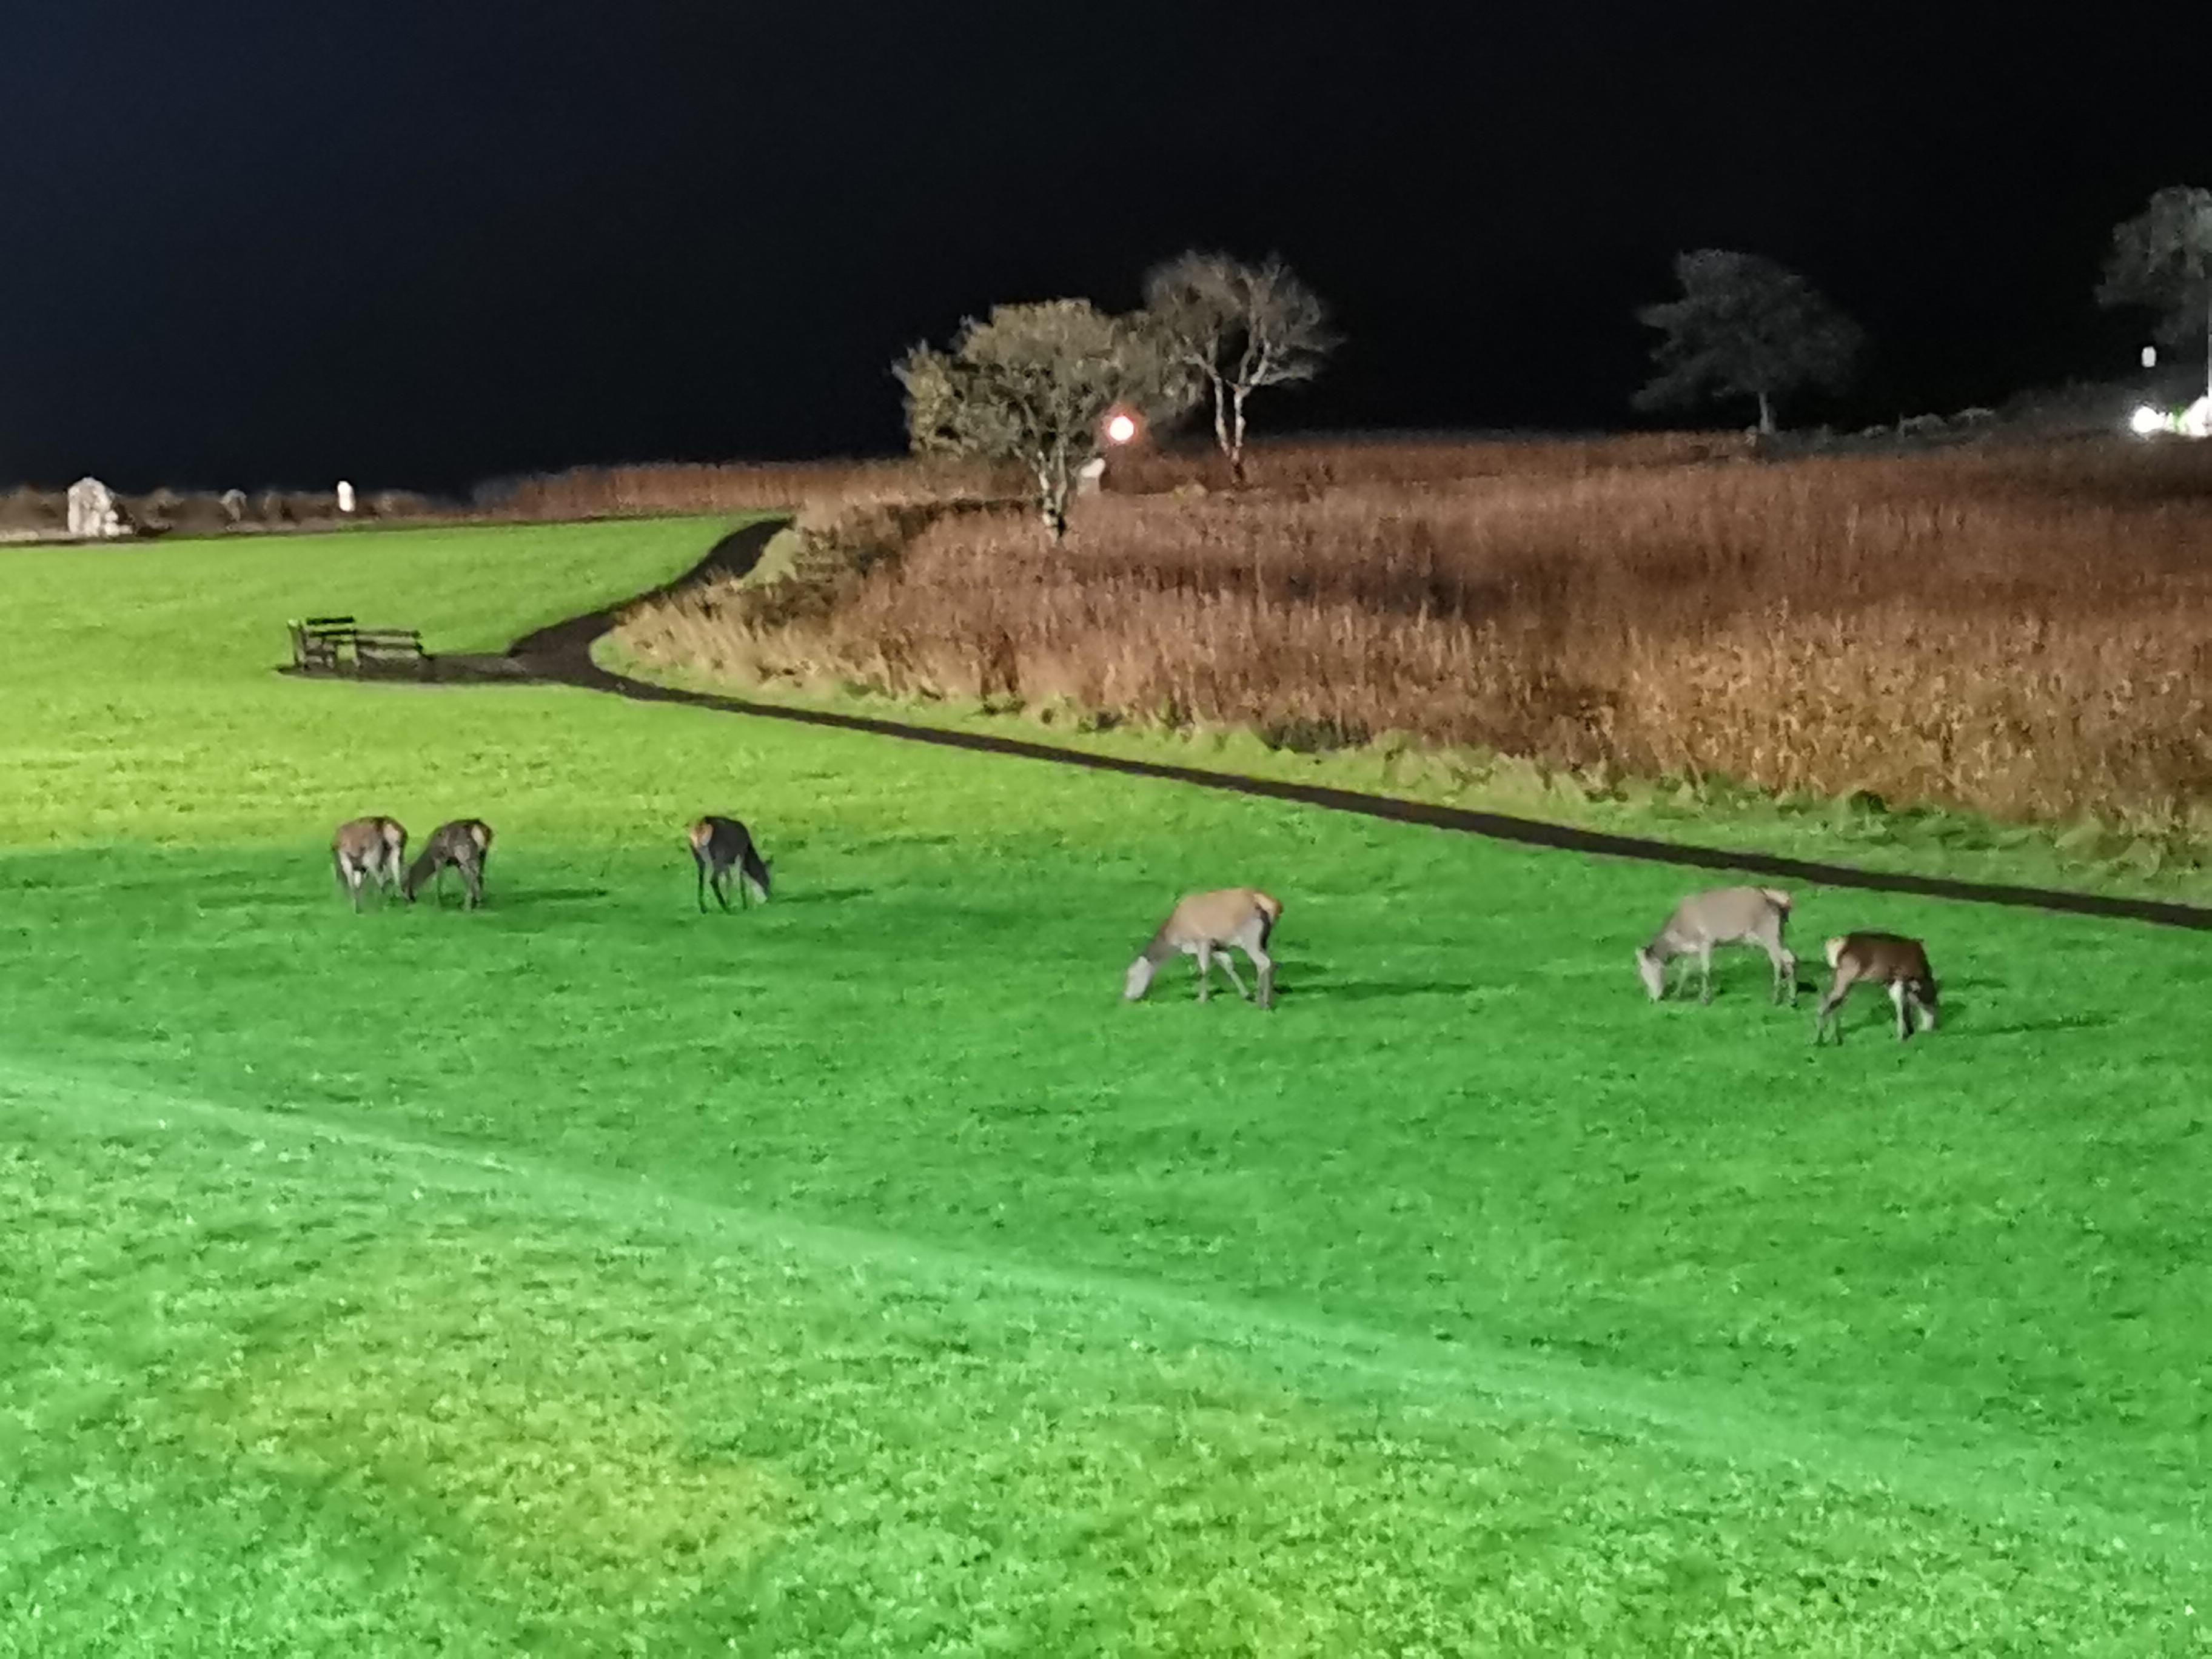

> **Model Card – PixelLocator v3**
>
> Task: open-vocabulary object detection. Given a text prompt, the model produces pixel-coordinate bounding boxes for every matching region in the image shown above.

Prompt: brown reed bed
[614,438,2212,836]
[486,456,1022,520]
[1099,429,1751,495]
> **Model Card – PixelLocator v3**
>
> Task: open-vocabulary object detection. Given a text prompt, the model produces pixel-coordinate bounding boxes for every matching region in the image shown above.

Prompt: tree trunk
[1755,389,1775,435]
[2204,290,2210,408]
[1036,464,1070,541]
[1229,386,1250,485]
[1210,377,1232,469]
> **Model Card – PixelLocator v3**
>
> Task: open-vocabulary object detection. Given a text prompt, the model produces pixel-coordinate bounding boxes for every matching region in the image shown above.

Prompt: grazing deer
[332,816,407,912]
[404,819,494,909]
[1124,888,1283,1008]
[688,816,773,911]
[1636,885,1797,1005]
[1812,932,1940,1044]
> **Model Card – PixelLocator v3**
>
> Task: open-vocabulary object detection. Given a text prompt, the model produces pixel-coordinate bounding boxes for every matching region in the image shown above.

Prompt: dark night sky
[0,4,2203,492]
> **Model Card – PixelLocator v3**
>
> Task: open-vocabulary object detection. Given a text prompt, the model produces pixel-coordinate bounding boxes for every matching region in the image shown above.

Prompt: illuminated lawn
[1,522,2207,1652]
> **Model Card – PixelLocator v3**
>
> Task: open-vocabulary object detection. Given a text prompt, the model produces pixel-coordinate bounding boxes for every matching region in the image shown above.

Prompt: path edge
[486,516,2212,933]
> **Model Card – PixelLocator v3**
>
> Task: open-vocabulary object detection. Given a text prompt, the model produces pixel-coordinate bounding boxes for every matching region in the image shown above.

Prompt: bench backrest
[287,617,424,672]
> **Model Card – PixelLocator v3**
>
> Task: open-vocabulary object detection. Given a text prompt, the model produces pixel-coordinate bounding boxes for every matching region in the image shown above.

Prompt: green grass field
[3,520,2208,1654]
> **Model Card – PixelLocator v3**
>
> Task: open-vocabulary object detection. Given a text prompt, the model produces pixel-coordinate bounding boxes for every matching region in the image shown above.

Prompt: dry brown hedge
[489,457,1021,519]
[615,437,2212,834]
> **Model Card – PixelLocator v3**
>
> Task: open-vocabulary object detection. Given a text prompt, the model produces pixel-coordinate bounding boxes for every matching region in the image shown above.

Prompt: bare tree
[2097,186,2212,406]
[1633,250,1862,435]
[897,300,1193,540]
[1144,252,1336,484]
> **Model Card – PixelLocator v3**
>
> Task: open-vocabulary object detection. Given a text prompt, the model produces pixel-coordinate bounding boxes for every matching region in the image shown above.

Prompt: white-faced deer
[1124,888,1283,1008]
[1812,932,1940,1044]
[688,816,773,911]
[1636,886,1797,1005]
[332,816,407,912]
[404,819,494,909]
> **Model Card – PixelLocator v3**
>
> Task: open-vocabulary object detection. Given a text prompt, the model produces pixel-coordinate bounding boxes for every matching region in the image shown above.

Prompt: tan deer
[1636,886,1797,1005]
[404,819,494,909]
[331,816,407,911]
[1124,888,1283,1008]
[688,816,773,911]
[1812,932,1940,1044]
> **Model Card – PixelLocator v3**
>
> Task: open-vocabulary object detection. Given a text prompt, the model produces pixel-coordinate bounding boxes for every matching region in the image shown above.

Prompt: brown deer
[1812,932,1940,1044]
[1636,886,1797,1005]
[1124,888,1283,1008]
[332,816,407,911]
[404,819,494,909]
[688,816,774,911]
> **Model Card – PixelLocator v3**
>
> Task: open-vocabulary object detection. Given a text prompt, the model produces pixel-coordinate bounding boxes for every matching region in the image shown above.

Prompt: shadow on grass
[756,886,870,905]
[188,890,344,914]
[1278,977,1489,1004]
[506,886,613,905]
[1957,1010,2116,1038]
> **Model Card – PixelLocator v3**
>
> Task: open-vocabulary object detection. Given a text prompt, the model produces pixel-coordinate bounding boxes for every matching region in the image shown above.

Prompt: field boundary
[480,518,2212,932]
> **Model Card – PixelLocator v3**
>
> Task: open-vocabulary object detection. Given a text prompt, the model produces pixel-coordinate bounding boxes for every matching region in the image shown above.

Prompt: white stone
[66,477,123,539]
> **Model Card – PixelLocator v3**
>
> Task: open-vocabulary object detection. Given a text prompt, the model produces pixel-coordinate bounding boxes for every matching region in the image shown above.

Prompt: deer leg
[1915,987,1938,1033]
[1194,942,1213,1003]
[1778,948,1798,1006]
[463,859,484,910]
[1697,944,1715,1004]
[346,863,363,913]
[1247,945,1275,1010]
[1813,971,1855,1044]
[715,868,734,911]
[1889,980,1910,1041]
[695,857,708,914]
[1216,950,1252,1002]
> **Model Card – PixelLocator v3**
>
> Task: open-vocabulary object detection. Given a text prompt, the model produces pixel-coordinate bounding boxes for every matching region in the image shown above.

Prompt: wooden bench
[354,628,428,676]
[286,617,430,676]
[289,615,357,673]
